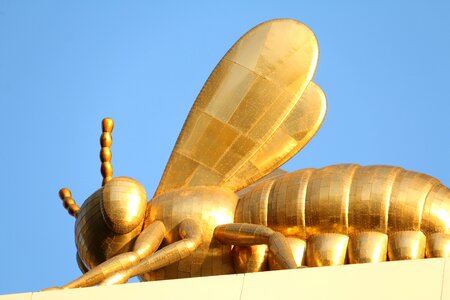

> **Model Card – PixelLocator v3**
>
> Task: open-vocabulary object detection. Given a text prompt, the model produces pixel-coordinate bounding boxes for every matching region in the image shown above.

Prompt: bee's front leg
[214,223,297,269]
[99,218,202,286]
[61,220,166,289]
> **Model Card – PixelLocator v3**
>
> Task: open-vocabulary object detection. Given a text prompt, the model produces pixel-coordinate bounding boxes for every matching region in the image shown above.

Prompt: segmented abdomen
[235,164,450,265]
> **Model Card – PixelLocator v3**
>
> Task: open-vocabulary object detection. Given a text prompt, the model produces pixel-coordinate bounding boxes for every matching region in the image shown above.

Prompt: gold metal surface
[306,233,349,266]
[388,231,426,260]
[235,164,450,267]
[101,177,147,234]
[49,18,450,290]
[426,233,450,258]
[100,118,114,186]
[68,115,149,271]
[269,237,306,269]
[306,164,359,236]
[348,166,401,235]
[215,223,297,269]
[235,168,315,239]
[75,177,147,269]
[232,237,306,273]
[100,219,203,285]
[141,187,238,281]
[76,252,88,274]
[388,171,440,232]
[59,188,80,218]
[348,232,387,263]
[422,184,450,235]
[232,245,269,273]
[62,220,166,288]
[155,19,319,195]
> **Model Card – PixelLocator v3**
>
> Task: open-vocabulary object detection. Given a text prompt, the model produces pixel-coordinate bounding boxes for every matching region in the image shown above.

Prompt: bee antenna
[59,188,80,218]
[100,118,114,186]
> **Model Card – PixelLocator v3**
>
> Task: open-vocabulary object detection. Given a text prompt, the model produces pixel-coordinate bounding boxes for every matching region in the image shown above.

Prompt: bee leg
[214,223,297,269]
[232,245,269,273]
[62,220,166,288]
[99,218,202,286]
[269,238,306,269]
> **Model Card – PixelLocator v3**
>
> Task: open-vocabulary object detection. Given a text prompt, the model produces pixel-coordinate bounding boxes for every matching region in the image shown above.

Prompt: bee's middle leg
[62,220,166,289]
[99,218,203,286]
[214,223,297,269]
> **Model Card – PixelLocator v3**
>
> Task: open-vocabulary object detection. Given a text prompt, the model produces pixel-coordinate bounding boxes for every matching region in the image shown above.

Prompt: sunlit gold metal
[426,233,450,258]
[140,187,238,281]
[232,245,269,273]
[348,232,387,263]
[49,18,450,291]
[155,19,319,195]
[100,218,203,286]
[232,237,306,273]
[215,223,297,269]
[62,220,166,289]
[59,188,80,218]
[75,176,147,269]
[100,118,114,186]
[306,233,349,266]
[388,231,426,260]
[269,238,306,269]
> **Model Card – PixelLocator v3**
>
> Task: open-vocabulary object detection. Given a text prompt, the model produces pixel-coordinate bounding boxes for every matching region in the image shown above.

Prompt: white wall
[2,258,450,300]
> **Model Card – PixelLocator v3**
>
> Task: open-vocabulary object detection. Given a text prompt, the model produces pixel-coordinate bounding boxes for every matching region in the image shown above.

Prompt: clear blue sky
[0,0,449,295]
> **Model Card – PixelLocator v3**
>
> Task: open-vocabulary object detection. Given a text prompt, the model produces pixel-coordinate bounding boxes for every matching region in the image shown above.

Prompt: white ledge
[2,258,450,300]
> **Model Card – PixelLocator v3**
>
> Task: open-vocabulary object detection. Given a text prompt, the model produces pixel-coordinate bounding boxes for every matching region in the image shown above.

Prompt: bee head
[100,176,147,234]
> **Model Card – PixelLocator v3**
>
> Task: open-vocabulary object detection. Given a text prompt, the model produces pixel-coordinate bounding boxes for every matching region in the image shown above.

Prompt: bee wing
[226,82,326,191]
[155,19,319,196]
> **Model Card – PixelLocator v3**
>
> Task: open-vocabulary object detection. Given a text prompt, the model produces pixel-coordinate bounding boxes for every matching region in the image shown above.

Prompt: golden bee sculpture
[50,19,450,289]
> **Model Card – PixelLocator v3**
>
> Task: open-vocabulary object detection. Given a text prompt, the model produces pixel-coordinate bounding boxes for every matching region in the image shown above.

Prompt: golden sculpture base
[3,258,450,300]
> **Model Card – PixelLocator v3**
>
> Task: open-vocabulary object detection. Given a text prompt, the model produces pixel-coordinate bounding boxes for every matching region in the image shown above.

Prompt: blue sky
[0,0,449,295]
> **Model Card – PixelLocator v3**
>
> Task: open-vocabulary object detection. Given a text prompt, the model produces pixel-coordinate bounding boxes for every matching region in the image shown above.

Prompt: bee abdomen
[235,164,450,267]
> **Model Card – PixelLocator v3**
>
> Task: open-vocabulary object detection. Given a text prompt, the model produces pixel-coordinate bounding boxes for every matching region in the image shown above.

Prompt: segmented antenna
[100,118,114,186]
[59,188,80,218]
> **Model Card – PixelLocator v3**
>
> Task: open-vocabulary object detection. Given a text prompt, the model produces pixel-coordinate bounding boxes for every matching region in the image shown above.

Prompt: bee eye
[101,177,147,234]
